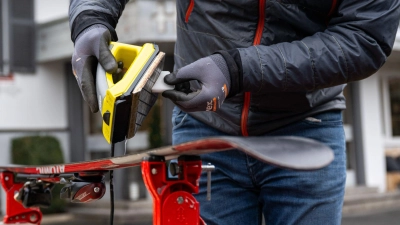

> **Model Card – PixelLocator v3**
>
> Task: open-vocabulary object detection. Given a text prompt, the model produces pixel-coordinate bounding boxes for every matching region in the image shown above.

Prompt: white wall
[116,1,176,43]
[394,28,400,51]
[34,0,69,24]
[358,74,386,192]
[0,61,68,130]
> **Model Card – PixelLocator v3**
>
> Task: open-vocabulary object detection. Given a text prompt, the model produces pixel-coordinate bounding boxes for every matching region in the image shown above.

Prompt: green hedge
[11,135,67,214]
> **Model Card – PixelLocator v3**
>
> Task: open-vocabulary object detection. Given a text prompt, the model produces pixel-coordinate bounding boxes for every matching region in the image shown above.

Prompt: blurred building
[1,0,400,208]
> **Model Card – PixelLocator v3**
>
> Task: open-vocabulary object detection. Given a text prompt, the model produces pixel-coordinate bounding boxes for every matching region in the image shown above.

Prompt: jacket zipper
[327,0,338,19]
[241,0,266,136]
[253,0,266,45]
[185,0,195,23]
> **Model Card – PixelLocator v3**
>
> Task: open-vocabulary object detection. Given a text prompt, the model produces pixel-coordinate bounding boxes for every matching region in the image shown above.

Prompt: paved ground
[44,222,151,225]
[342,207,400,225]
[40,214,152,225]
[37,209,400,225]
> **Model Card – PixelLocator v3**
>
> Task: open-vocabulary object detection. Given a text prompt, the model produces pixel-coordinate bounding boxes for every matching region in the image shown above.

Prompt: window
[388,78,400,136]
[381,74,400,139]
[0,0,35,75]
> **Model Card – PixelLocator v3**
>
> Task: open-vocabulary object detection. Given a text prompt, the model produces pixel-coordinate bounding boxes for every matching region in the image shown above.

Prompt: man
[69,1,400,224]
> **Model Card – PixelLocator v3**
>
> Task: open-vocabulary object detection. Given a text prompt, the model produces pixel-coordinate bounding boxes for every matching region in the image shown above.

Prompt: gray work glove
[72,25,117,113]
[162,54,231,112]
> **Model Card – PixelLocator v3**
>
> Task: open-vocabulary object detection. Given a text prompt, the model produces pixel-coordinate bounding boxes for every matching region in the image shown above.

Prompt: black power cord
[110,143,115,225]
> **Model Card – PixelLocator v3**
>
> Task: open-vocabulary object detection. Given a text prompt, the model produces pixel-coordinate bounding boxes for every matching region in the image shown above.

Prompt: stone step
[344,186,379,197]
[343,187,400,217]
[66,199,153,224]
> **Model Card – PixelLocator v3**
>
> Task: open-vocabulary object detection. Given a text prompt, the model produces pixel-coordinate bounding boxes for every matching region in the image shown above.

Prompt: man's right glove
[71,25,117,113]
[162,54,231,112]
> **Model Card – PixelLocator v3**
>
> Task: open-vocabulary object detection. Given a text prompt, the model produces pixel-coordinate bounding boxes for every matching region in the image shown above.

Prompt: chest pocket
[277,0,335,16]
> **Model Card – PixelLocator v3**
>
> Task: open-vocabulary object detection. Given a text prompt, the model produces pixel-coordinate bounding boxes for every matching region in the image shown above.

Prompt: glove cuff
[71,11,118,43]
[75,24,108,42]
[215,50,243,98]
[209,54,231,88]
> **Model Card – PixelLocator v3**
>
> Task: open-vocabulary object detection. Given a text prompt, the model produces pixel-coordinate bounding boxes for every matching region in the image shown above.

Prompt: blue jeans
[172,107,346,225]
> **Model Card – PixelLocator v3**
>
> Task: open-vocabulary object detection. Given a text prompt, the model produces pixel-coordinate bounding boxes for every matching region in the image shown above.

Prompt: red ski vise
[0,172,42,225]
[142,155,207,225]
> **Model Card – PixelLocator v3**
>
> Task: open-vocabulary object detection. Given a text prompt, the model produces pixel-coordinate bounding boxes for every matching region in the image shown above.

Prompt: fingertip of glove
[90,106,99,113]
[161,90,173,99]
[103,60,118,73]
[88,98,99,113]
[163,73,175,85]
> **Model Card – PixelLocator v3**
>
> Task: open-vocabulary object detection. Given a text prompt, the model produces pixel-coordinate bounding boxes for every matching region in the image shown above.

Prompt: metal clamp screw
[202,163,215,201]
[177,196,184,204]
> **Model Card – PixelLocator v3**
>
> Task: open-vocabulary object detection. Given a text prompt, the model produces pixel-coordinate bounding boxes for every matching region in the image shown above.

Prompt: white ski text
[36,165,65,174]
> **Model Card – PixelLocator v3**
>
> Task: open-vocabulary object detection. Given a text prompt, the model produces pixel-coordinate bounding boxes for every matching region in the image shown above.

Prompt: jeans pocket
[302,110,343,127]
[172,107,188,129]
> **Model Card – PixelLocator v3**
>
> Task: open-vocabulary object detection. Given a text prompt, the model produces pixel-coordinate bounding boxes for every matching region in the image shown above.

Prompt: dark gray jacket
[70,0,400,136]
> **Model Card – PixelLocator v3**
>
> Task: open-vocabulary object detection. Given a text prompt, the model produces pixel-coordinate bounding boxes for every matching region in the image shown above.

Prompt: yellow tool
[96,42,166,144]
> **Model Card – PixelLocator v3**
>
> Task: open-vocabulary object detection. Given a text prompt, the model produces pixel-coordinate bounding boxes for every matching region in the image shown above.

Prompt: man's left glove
[162,54,231,112]
[72,24,118,113]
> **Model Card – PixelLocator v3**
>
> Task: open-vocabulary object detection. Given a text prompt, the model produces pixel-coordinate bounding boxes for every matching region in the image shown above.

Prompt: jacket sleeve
[233,0,400,94]
[69,0,129,42]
